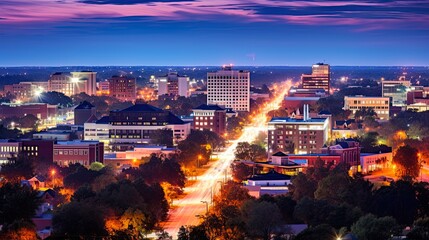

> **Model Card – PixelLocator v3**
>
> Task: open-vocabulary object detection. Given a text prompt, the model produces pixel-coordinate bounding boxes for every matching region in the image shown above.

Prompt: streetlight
[201,201,209,214]
[197,155,202,168]
[51,169,56,188]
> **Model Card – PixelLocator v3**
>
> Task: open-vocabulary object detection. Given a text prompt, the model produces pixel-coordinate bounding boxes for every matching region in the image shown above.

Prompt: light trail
[162,80,293,238]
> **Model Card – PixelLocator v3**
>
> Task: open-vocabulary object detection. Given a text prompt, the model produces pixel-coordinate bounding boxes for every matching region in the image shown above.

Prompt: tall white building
[207,65,250,112]
[71,71,97,96]
[48,72,86,96]
[157,72,189,97]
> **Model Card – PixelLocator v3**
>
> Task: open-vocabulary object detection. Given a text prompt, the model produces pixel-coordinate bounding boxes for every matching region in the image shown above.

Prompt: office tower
[207,65,250,112]
[301,63,330,93]
[343,96,390,120]
[382,78,411,107]
[268,105,330,154]
[97,80,110,96]
[157,72,189,97]
[108,76,136,102]
[192,104,227,136]
[48,72,86,96]
[71,71,97,96]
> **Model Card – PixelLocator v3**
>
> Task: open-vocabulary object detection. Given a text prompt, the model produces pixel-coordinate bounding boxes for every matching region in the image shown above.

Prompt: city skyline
[1,0,429,66]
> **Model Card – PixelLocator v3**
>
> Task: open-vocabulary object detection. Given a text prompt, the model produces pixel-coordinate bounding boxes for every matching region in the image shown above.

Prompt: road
[162,81,293,238]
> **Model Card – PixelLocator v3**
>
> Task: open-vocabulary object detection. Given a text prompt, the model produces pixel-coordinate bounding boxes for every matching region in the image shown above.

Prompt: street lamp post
[201,201,209,214]
[51,169,56,188]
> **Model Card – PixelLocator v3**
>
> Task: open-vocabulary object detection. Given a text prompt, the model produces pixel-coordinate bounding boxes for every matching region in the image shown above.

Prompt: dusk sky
[1,0,429,66]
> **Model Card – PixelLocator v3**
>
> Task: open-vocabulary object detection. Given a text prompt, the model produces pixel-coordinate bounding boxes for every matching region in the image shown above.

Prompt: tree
[394,145,420,178]
[150,129,174,146]
[0,153,34,182]
[231,162,253,182]
[0,183,42,228]
[294,224,337,240]
[351,214,397,240]
[89,162,105,171]
[19,114,39,129]
[177,226,190,240]
[71,184,96,202]
[407,217,429,240]
[0,220,39,240]
[52,201,107,238]
[241,200,283,240]
[234,142,266,162]
[37,91,73,107]
[289,173,317,201]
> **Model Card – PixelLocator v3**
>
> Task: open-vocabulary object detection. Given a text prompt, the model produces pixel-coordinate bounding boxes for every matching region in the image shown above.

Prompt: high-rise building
[48,72,86,96]
[343,96,390,120]
[268,105,330,154]
[382,78,411,107]
[192,104,227,136]
[157,72,189,97]
[97,80,110,96]
[108,76,136,102]
[207,65,250,112]
[301,63,330,93]
[71,71,97,96]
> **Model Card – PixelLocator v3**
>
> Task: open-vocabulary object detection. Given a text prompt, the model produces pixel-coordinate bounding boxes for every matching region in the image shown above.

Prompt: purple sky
[1,0,429,66]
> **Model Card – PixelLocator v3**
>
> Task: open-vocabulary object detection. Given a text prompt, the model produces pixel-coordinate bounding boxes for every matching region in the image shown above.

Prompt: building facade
[301,63,330,93]
[108,104,190,149]
[382,79,411,107]
[48,72,87,96]
[74,101,96,125]
[268,105,330,154]
[71,71,97,96]
[108,76,136,102]
[192,104,226,136]
[53,141,104,167]
[0,102,57,120]
[157,72,189,97]
[343,96,390,120]
[207,65,250,112]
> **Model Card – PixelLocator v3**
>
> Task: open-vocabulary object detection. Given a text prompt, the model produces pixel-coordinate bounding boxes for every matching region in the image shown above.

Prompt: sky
[0,0,429,66]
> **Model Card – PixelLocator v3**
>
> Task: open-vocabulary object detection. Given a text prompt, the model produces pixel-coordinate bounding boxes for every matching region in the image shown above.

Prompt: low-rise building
[244,171,291,198]
[74,101,97,125]
[192,104,226,136]
[344,96,390,120]
[360,152,393,174]
[108,76,136,102]
[268,105,330,154]
[53,140,104,167]
[0,102,57,120]
[33,131,70,141]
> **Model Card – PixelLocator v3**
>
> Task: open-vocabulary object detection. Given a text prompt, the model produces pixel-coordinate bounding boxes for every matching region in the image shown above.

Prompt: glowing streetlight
[51,169,56,188]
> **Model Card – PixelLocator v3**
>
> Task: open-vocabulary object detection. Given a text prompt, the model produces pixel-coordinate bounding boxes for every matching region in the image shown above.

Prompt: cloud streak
[0,0,428,31]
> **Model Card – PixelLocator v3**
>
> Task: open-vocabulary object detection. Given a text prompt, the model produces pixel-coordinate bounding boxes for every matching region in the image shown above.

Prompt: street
[162,81,293,238]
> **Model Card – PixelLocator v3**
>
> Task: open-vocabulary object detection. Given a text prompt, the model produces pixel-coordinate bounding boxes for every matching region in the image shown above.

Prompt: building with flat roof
[84,116,110,146]
[268,105,330,154]
[53,140,104,167]
[382,78,411,107]
[192,104,226,136]
[48,72,86,96]
[71,71,97,96]
[244,171,291,198]
[0,102,57,120]
[108,76,136,102]
[344,96,390,120]
[207,65,250,112]
[301,63,330,94]
[157,72,189,97]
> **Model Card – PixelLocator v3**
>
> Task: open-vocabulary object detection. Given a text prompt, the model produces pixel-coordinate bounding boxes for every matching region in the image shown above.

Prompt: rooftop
[272,151,288,157]
[269,117,327,124]
[55,140,101,146]
[284,97,320,101]
[96,116,110,124]
[118,104,163,113]
[75,101,95,110]
[193,104,225,111]
[248,171,292,181]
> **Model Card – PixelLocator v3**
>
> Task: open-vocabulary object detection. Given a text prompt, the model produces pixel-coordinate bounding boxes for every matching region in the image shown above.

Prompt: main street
[162,81,293,237]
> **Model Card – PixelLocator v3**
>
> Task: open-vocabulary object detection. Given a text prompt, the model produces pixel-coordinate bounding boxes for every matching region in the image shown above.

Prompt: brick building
[192,104,226,136]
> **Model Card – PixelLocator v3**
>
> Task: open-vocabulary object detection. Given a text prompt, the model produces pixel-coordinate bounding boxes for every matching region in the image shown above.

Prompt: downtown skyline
[1,0,429,66]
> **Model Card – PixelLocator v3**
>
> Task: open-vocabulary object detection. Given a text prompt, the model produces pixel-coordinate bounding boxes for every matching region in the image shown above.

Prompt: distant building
[0,140,21,165]
[53,140,104,167]
[108,76,136,101]
[157,72,189,97]
[244,171,291,198]
[74,101,96,125]
[0,102,57,120]
[283,96,320,114]
[268,105,330,154]
[33,131,70,141]
[48,72,86,96]
[343,96,390,120]
[108,104,190,149]
[84,116,110,146]
[301,63,330,94]
[192,104,226,136]
[71,71,97,96]
[207,65,250,112]
[382,78,411,107]
[288,87,326,98]
[97,80,110,96]
[360,152,392,174]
